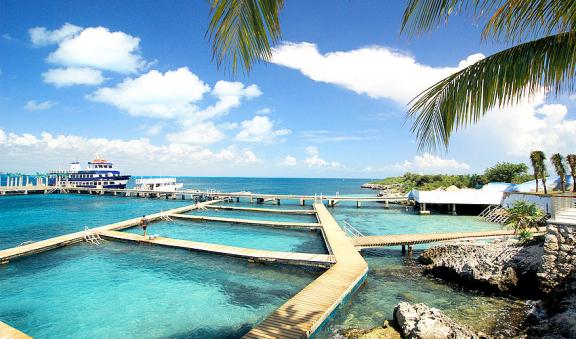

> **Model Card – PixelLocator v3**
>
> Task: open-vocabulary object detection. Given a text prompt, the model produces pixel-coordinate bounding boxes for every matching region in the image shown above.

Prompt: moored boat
[49,159,131,189]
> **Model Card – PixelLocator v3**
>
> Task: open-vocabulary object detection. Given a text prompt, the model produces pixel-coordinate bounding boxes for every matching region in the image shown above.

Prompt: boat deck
[100,230,334,268]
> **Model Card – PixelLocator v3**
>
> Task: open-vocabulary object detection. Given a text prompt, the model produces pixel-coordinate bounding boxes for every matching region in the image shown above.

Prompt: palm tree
[539,153,549,195]
[530,151,542,193]
[206,1,576,150]
[505,200,545,233]
[551,153,567,192]
[567,154,576,192]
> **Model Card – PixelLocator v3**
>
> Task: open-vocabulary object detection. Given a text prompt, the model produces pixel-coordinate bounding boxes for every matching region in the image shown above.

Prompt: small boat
[49,159,131,189]
[134,177,183,192]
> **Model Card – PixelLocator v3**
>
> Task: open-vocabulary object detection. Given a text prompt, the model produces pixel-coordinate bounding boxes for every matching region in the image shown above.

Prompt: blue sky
[1,0,575,177]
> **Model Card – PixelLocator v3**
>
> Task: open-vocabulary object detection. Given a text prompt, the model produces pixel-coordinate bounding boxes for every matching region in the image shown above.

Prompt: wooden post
[385,200,389,208]
[236,197,240,203]
[356,201,361,208]
[300,198,305,206]
[401,244,406,255]
[275,198,280,205]
[451,203,457,216]
[408,245,413,256]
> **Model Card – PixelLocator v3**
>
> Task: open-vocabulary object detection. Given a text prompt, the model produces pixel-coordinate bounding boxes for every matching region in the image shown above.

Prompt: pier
[100,230,335,268]
[204,205,316,214]
[244,204,368,338]
[169,213,321,229]
[0,321,31,339]
[351,228,547,250]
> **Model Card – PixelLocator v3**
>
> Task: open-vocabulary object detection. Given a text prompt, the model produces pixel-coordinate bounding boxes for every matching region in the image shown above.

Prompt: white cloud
[299,129,377,142]
[256,108,272,115]
[303,146,343,169]
[272,42,484,104]
[29,23,83,46]
[282,155,298,166]
[24,100,57,111]
[88,67,210,119]
[39,25,144,73]
[0,128,260,173]
[42,67,104,87]
[455,92,576,156]
[166,122,225,145]
[393,153,470,173]
[235,116,290,143]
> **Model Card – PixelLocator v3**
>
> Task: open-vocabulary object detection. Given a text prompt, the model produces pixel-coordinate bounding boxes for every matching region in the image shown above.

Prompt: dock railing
[551,194,576,219]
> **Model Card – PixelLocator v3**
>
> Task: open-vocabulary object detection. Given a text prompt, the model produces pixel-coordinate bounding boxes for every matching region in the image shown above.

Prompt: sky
[1,0,575,177]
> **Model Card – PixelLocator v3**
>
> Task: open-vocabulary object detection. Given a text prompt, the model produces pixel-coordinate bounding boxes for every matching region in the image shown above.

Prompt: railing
[342,220,365,238]
[83,226,102,245]
[551,195,576,219]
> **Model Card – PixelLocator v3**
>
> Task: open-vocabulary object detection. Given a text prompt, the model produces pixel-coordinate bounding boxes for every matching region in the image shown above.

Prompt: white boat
[134,177,183,192]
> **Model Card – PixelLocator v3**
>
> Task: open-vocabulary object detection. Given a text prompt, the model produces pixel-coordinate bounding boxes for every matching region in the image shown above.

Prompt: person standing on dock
[140,215,148,238]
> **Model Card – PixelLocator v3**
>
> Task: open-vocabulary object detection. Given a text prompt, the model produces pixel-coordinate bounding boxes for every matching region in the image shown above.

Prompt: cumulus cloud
[380,153,471,174]
[256,108,272,115]
[0,128,260,173]
[46,26,144,73]
[88,67,210,119]
[166,122,225,145]
[235,116,291,143]
[455,92,576,156]
[282,155,298,166]
[303,146,343,169]
[24,100,57,111]
[272,42,484,104]
[42,67,104,87]
[29,23,83,46]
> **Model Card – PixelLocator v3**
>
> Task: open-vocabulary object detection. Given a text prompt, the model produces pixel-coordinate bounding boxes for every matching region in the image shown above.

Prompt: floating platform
[169,213,321,229]
[205,205,316,214]
[0,321,31,338]
[244,203,368,338]
[100,230,334,268]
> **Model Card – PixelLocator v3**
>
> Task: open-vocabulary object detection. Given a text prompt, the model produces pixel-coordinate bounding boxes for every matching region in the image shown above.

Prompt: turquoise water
[0,241,320,338]
[0,194,188,250]
[185,208,318,223]
[123,219,327,253]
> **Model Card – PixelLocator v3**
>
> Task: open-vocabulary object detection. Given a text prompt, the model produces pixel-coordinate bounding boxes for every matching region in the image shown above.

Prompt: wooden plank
[99,230,335,268]
[204,205,316,214]
[0,321,32,339]
[169,214,321,229]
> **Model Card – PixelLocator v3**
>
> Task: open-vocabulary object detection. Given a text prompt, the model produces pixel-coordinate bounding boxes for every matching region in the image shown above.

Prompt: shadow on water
[159,322,254,339]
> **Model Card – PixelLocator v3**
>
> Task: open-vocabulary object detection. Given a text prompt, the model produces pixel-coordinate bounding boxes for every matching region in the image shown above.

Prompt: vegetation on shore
[367,162,531,193]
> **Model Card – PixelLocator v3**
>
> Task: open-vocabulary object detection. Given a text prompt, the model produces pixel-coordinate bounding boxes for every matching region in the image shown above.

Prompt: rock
[419,240,543,295]
[341,319,402,339]
[393,302,479,338]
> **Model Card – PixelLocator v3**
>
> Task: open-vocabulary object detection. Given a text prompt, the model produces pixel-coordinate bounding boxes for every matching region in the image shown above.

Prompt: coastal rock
[393,302,479,339]
[538,224,576,293]
[419,240,543,294]
[341,320,401,339]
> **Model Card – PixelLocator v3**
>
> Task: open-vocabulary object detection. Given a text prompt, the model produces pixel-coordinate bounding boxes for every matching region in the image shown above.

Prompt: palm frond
[407,32,576,151]
[401,0,501,36]
[483,0,576,42]
[207,0,284,75]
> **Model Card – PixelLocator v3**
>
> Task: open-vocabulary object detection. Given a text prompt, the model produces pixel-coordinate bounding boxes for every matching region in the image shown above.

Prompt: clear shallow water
[319,252,529,338]
[0,241,320,338]
[0,194,188,250]
[123,219,328,254]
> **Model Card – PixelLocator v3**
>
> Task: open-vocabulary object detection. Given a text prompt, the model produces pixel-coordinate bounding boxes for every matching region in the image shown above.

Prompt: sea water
[0,241,320,338]
[0,194,188,250]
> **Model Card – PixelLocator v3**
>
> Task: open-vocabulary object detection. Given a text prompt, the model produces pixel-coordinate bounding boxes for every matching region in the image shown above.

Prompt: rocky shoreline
[342,236,576,338]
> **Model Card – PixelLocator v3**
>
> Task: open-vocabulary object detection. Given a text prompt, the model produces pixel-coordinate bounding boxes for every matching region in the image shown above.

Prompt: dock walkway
[244,203,368,338]
[0,321,31,338]
[100,230,334,268]
[205,205,316,214]
[352,228,546,248]
[169,213,321,229]
[0,200,221,263]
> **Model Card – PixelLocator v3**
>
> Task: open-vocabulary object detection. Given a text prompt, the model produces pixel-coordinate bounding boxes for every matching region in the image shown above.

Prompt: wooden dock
[351,228,547,249]
[0,321,32,339]
[205,205,316,214]
[0,185,52,195]
[0,200,222,263]
[100,230,335,268]
[244,203,368,338]
[169,213,321,229]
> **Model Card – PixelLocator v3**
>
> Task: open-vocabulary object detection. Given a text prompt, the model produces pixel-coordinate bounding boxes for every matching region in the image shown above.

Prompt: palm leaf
[207,0,284,75]
[407,32,576,151]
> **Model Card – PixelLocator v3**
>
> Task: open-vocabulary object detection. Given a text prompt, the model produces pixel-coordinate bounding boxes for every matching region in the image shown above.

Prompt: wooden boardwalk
[100,230,334,268]
[0,321,31,339]
[205,205,316,214]
[0,200,221,263]
[169,213,321,229]
[351,228,547,248]
[244,203,368,338]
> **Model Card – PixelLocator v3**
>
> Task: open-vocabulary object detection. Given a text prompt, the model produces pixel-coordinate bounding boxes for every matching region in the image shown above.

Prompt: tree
[505,201,545,233]
[551,153,567,192]
[483,162,528,183]
[530,151,542,193]
[205,1,576,150]
[567,154,576,193]
[539,152,549,195]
